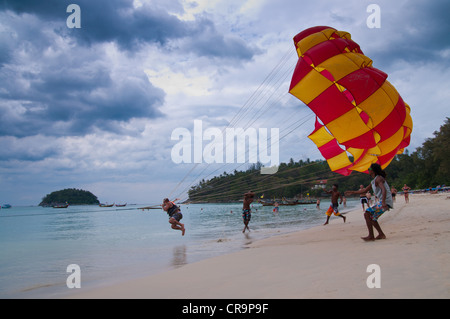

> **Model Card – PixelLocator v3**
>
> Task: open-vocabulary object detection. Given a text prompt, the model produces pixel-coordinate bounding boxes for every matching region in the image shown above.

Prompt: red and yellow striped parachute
[289,26,413,176]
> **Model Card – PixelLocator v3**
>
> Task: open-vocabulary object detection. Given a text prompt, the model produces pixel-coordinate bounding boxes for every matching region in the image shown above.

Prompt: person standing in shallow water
[242,191,255,233]
[345,163,393,241]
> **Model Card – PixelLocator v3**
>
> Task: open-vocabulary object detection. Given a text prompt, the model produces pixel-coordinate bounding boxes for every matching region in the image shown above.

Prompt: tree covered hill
[39,188,100,206]
[188,118,450,202]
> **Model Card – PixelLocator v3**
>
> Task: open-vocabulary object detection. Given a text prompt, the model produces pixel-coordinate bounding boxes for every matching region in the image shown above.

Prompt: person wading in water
[242,191,255,233]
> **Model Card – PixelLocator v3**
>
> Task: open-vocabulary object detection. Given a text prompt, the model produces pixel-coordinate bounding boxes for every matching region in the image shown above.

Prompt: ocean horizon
[0,199,359,298]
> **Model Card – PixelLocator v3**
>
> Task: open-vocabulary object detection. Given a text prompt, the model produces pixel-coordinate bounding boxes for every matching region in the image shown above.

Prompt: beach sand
[67,193,450,299]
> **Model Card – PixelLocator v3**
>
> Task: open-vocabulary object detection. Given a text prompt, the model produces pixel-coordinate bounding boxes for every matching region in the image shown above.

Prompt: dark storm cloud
[0,9,165,137]
[0,136,59,162]
[364,0,450,68]
[0,0,184,47]
[0,0,257,59]
[0,53,165,137]
[0,0,259,138]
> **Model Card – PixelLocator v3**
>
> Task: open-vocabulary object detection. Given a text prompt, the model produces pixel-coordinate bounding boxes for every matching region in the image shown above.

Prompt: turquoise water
[0,200,358,298]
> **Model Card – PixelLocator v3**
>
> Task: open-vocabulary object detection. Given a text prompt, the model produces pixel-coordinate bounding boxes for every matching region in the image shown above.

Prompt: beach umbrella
[289,26,413,175]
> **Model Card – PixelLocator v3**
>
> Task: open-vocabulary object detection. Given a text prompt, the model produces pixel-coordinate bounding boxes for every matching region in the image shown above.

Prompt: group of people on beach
[309,163,411,241]
[318,163,399,241]
[162,163,402,242]
[303,163,394,240]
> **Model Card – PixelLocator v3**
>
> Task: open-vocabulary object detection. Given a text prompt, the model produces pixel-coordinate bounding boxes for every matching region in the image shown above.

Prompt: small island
[39,188,100,207]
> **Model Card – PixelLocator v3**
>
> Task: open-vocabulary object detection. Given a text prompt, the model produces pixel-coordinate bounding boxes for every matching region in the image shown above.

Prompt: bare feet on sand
[361,234,386,241]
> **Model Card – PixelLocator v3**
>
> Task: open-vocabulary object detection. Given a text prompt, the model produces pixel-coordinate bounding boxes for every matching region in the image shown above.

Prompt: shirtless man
[323,184,346,225]
[242,191,255,233]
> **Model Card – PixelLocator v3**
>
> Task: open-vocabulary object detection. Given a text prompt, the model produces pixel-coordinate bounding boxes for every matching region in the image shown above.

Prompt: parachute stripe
[289,26,413,175]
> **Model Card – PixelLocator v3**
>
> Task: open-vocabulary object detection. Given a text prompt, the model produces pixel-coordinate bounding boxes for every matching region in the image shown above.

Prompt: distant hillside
[39,188,100,206]
[188,118,450,202]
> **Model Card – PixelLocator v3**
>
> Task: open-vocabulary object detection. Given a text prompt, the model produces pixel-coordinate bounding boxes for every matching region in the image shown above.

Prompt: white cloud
[145,67,213,97]
[1,0,449,204]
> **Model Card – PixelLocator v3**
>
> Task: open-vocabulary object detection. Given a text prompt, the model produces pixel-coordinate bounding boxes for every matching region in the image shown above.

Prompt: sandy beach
[67,193,450,299]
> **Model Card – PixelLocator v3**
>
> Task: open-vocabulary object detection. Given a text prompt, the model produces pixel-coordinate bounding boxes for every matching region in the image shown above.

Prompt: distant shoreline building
[313,179,328,190]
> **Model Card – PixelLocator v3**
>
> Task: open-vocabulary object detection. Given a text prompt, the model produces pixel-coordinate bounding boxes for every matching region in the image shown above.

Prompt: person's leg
[170,220,182,230]
[169,218,184,235]
[337,213,346,223]
[372,221,386,239]
[369,207,386,240]
[362,211,375,241]
[242,220,248,233]
[169,218,181,229]
[324,206,332,225]
[176,218,185,236]
[243,218,251,233]
[242,210,251,232]
[245,212,252,231]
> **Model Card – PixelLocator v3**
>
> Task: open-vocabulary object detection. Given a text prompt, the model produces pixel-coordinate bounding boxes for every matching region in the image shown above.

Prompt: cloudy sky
[1,0,449,205]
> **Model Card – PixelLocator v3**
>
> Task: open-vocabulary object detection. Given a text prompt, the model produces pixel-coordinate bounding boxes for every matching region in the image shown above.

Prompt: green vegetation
[385,117,450,189]
[39,188,100,206]
[188,118,450,202]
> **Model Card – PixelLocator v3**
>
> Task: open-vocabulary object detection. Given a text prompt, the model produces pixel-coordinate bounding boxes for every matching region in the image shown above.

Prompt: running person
[345,163,393,241]
[162,198,185,236]
[242,191,255,233]
[323,184,346,225]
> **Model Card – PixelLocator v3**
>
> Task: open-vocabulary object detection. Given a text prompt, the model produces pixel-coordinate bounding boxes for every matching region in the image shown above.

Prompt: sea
[0,199,359,298]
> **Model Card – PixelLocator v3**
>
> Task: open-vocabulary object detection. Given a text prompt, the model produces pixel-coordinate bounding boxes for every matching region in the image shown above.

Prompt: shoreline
[66,193,450,299]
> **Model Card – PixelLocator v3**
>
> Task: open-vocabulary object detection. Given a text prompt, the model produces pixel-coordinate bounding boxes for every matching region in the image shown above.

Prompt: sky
[1,0,449,205]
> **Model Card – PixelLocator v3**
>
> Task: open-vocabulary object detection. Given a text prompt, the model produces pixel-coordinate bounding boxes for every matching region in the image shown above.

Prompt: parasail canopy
[289,26,413,176]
